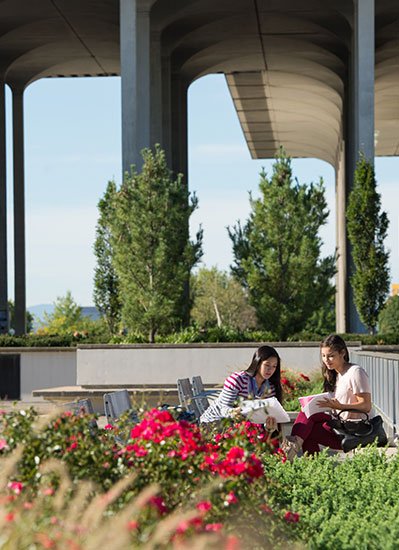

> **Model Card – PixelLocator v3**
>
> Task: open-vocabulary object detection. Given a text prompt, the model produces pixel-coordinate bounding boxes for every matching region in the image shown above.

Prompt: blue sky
[5,74,399,307]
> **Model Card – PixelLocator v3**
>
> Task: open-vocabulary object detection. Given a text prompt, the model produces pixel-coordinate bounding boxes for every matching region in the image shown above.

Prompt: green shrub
[263,448,399,549]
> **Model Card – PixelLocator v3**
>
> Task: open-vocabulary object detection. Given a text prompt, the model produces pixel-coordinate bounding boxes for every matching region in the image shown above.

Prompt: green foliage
[191,266,258,330]
[108,146,203,342]
[93,180,122,335]
[347,155,390,334]
[378,295,399,334]
[40,291,83,335]
[37,291,110,340]
[229,149,335,340]
[8,301,34,333]
[264,448,399,549]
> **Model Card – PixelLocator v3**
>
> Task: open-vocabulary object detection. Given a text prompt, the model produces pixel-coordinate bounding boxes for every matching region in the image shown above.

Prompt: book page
[240,397,291,424]
[299,392,333,418]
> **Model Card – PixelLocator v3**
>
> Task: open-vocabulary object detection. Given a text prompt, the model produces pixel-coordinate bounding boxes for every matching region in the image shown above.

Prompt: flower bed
[1,405,399,549]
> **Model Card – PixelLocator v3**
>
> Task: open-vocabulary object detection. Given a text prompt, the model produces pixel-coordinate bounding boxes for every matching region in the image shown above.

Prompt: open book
[298,392,334,418]
[240,397,291,424]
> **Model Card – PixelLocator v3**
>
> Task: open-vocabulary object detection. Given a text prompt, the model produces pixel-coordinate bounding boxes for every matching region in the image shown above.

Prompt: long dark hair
[320,334,350,392]
[245,345,282,403]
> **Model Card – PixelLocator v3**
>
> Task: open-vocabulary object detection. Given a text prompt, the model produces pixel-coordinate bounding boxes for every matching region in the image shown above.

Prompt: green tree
[347,155,390,334]
[109,146,203,342]
[378,295,399,333]
[191,266,258,330]
[93,180,122,335]
[8,301,34,333]
[40,291,83,334]
[228,149,335,340]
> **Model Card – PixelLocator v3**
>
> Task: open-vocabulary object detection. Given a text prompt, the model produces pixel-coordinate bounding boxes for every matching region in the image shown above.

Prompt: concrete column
[171,74,188,181]
[335,140,346,333]
[120,0,151,175]
[161,54,172,166]
[0,80,9,334]
[12,88,26,335]
[150,30,163,147]
[344,0,375,333]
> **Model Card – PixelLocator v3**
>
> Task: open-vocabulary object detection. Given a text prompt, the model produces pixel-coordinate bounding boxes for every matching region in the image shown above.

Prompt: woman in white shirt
[282,334,372,460]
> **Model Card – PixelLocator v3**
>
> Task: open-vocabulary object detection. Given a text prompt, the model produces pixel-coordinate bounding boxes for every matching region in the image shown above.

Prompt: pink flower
[42,487,55,496]
[225,491,238,505]
[127,520,139,531]
[205,523,223,532]
[7,481,24,495]
[104,424,114,430]
[5,512,15,522]
[0,438,8,451]
[225,535,241,550]
[284,511,300,523]
[196,500,212,513]
[23,502,33,510]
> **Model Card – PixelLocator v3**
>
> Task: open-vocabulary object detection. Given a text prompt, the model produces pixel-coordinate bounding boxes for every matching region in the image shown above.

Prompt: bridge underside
[0,0,398,334]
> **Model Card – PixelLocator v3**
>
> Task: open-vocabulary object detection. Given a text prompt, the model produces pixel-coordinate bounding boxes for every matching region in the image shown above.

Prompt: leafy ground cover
[0,405,398,549]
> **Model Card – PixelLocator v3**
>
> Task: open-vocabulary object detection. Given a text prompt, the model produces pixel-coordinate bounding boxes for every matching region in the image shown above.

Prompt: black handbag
[327,409,388,453]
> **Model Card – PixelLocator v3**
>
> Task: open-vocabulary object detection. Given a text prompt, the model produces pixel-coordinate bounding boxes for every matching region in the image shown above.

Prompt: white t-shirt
[334,364,373,420]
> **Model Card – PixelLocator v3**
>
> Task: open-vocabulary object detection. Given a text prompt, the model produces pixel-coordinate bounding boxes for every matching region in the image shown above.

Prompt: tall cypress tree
[109,146,203,342]
[346,155,390,334]
[228,149,335,340]
[93,180,122,335]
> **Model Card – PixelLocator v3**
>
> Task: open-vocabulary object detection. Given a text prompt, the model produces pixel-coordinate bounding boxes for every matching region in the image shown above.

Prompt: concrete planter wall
[77,343,362,387]
[0,348,76,400]
[1,342,365,400]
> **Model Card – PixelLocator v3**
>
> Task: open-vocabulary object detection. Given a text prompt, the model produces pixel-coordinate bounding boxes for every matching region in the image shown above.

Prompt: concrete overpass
[0,0,396,334]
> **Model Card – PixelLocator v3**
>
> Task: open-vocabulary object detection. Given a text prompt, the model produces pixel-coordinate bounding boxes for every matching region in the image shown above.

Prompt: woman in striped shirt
[200,345,282,429]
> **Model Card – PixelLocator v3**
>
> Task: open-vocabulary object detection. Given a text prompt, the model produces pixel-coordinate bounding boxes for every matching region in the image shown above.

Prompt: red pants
[291,411,342,454]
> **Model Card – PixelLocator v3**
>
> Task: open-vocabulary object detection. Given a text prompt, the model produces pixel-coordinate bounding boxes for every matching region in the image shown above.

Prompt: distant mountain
[28,304,54,322]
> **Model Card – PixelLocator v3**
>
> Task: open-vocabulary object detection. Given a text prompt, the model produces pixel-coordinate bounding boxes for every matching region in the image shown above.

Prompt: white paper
[240,397,291,424]
[299,392,333,418]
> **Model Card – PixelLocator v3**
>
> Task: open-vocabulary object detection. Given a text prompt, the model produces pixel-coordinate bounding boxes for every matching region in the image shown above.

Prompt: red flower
[225,491,238,505]
[225,535,241,550]
[127,520,139,531]
[104,424,114,430]
[196,500,212,513]
[7,481,24,495]
[260,504,273,514]
[4,512,15,522]
[284,511,300,523]
[299,373,310,382]
[205,523,223,532]
[149,496,169,515]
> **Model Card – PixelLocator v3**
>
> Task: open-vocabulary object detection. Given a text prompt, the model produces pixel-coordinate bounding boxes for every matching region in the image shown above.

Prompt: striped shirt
[200,370,276,423]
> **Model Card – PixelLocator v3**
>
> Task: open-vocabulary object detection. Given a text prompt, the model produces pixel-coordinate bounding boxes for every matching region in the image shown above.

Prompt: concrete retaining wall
[1,342,364,399]
[77,343,362,387]
[0,348,76,400]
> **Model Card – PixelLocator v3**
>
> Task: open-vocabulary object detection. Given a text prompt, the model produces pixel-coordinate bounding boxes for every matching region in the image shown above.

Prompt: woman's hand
[265,415,277,432]
[317,397,343,409]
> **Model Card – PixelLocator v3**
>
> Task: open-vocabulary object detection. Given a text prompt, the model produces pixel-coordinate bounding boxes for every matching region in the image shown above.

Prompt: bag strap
[336,409,370,421]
